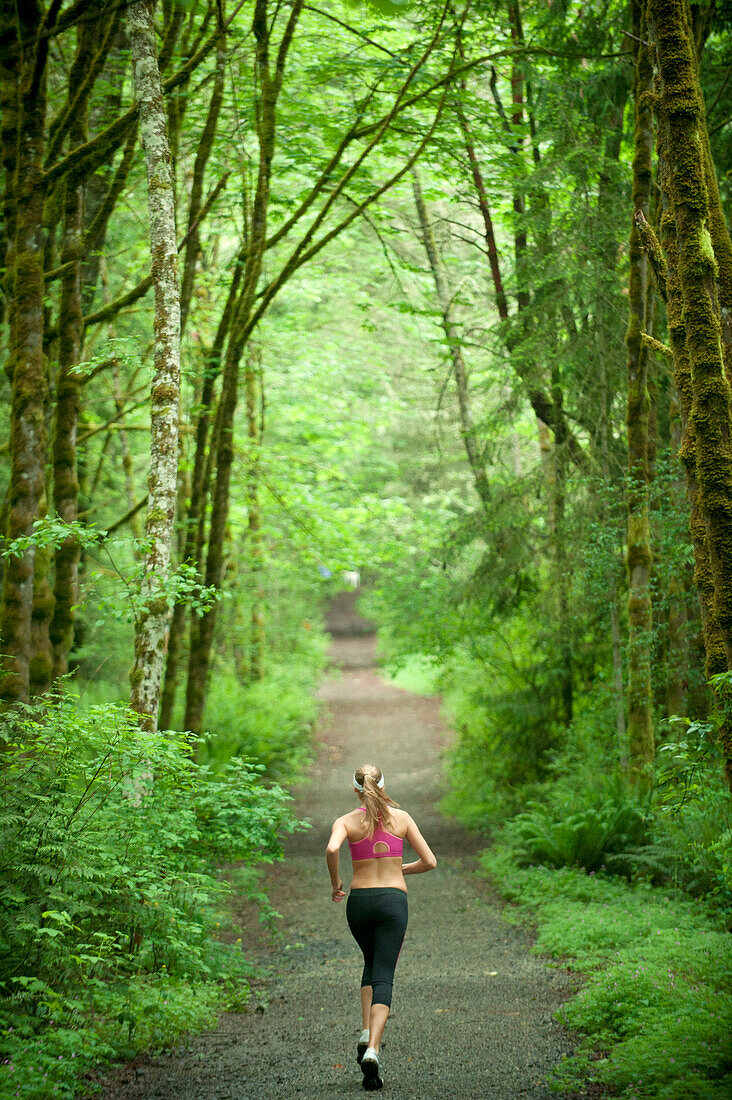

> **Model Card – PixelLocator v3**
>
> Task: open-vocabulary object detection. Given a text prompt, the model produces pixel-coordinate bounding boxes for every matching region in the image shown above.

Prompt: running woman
[326,763,437,1091]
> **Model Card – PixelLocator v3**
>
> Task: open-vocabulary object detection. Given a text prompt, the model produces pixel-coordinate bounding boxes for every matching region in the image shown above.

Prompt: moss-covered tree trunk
[0,2,49,703]
[664,201,731,786]
[652,81,732,789]
[50,19,99,681]
[650,0,732,685]
[625,0,655,785]
[127,0,182,731]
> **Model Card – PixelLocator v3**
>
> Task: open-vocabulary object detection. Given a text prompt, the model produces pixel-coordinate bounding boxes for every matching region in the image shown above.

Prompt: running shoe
[360,1047,384,1091]
[357,1028,370,1065]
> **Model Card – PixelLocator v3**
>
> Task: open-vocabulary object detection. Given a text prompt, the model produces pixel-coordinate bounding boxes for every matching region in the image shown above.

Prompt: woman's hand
[331,880,346,902]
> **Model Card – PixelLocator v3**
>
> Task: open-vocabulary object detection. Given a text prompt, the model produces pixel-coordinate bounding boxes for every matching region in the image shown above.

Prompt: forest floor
[100,602,586,1100]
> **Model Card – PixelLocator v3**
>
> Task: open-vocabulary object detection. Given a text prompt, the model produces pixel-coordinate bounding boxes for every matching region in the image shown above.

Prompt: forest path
[103,605,579,1099]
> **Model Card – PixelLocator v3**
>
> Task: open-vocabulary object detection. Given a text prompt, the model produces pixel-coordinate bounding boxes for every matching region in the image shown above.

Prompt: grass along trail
[102,625,583,1100]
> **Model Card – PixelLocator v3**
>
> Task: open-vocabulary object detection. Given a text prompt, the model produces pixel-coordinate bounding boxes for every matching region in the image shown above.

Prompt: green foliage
[638,720,732,906]
[198,660,323,780]
[380,651,441,695]
[0,696,303,1098]
[480,851,732,1099]
[506,775,652,873]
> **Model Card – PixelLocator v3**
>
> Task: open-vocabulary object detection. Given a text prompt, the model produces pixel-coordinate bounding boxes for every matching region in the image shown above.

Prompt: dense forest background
[1,0,731,1096]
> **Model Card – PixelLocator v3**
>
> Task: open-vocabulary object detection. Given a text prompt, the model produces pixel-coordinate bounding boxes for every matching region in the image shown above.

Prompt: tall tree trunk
[650,0,732,681]
[159,242,244,730]
[0,2,49,704]
[666,400,690,717]
[184,0,304,735]
[551,365,573,726]
[184,336,241,734]
[128,0,182,731]
[653,96,731,790]
[180,31,226,335]
[626,0,655,785]
[506,1,529,315]
[50,20,96,681]
[29,493,54,696]
[245,350,265,682]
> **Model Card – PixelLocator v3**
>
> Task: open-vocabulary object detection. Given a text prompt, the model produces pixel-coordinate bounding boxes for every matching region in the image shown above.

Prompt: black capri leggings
[346,887,408,1008]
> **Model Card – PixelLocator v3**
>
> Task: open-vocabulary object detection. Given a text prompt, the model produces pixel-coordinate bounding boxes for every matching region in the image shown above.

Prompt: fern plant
[507,777,651,873]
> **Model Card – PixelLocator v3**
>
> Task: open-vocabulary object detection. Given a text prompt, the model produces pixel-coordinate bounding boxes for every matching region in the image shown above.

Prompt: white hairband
[353,773,384,791]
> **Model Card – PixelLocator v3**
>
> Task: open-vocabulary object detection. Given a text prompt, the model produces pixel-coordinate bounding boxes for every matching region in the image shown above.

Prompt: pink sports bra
[348,808,404,860]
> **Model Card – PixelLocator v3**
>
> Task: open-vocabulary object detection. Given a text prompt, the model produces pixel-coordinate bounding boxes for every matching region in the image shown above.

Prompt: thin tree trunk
[128,0,182,731]
[594,109,629,766]
[180,31,226,335]
[184,337,241,733]
[411,170,491,511]
[245,350,265,682]
[159,243,244,730]
[551,365,573,726]
[50,19,96,681]
[29,493,54,695]
[184,0,304,735]
[626,0,655,785]
[112,355,142,542]
[80,23,132,315]
[0,2,49,704]
[462,52,589,470]
[506,1,529,315]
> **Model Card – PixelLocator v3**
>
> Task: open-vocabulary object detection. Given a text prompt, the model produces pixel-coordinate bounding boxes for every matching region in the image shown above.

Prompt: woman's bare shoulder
[340,808,367,825]
[388,807,412,831]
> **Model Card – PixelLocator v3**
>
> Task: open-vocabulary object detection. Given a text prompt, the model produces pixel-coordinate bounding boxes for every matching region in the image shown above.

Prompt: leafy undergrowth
[480,848,732,1099]
[0,696,305,1099]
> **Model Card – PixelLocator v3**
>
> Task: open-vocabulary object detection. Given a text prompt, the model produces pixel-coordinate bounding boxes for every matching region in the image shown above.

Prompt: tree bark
[180,31,226,336]
[654,83,731,790]
[0,2,49,704]
[650,0,732,685]
[50,18,96,681]
[550,364,573,726]
[625,0,655,785]
[159,240,245,731]
[245,350,265,682]
[127,0,182,731]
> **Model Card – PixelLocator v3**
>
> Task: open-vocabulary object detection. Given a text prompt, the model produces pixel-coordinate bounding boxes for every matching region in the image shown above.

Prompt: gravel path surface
[102,627,582,1100]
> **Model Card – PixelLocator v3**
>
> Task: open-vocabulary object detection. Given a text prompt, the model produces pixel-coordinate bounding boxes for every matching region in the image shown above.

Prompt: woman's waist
[350,862,406,890]
[349,884,408,895]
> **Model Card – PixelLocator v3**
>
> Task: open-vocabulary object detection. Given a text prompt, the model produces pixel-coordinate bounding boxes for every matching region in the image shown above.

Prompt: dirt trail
[103,616,579,1099]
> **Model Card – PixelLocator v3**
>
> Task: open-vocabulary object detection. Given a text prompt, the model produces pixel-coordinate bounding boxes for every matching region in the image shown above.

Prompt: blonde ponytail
[354,763,400,837]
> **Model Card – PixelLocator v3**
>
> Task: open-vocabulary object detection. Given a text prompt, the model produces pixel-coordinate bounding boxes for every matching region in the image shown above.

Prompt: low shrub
[506,775,652,874]
[0,694,304,1098]
[480,850,732,1098]
[197,658,324,779]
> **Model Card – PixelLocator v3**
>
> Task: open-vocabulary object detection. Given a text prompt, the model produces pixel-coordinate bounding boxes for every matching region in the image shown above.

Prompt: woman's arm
[403,814,437,875]
[326,817,348,901]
